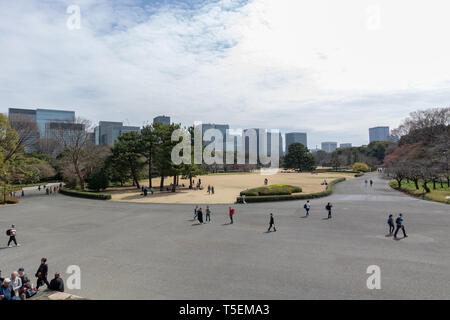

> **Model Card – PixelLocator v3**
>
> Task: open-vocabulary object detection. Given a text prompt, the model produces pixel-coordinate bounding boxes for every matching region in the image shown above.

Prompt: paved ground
[0,173,449,299]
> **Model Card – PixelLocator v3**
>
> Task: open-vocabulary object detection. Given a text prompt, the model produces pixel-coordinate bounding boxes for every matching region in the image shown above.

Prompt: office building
[369,126,390,142]
[321,141,338,153]
[197,123,230,153]
[243,128,283,158]
[339,143,352,148]
[8,108,76,151]
[285,132,307,150]
[153,115,171,125]
[94,121,140,146]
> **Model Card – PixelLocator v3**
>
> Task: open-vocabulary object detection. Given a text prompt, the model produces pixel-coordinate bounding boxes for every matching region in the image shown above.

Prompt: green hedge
[240,184,302,196]
[59,188,111,200]
[236,178,346,203]
[354,172,364,177]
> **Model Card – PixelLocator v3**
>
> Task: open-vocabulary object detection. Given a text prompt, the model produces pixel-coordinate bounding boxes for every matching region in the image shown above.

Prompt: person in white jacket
[11,272,22,297]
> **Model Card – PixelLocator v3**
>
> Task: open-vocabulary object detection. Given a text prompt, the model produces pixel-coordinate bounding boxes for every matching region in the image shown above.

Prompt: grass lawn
[390,180,450,204]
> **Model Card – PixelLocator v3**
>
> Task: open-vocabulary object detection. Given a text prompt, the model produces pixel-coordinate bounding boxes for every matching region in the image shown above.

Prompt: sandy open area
[110,171,354,204]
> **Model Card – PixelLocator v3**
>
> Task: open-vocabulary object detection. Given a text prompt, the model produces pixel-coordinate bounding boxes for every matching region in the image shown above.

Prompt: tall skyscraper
[321,141,338,153]
[285,132,307,151]
[94,121,140,146]
[153,115,170,125]
[199,123,229,154]
[243,128,283,158]
[8,108,77,151]
[369,126,390,142]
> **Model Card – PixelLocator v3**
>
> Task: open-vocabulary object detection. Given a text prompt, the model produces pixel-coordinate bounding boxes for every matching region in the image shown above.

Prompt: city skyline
[2,1,448,149]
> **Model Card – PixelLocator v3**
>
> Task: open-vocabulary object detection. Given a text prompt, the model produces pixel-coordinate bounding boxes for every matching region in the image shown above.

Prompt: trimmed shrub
[352,162,370,172]
[87,169,110,191]
[59,188,111,200]
[237,178,345,203]
[240,184,302,196]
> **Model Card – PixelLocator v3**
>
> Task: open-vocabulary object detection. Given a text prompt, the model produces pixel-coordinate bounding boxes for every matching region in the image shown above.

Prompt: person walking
[207,185,211,195]
[205,206,211,222]
[365,180,368,187]
[194,205,198,220]
[304,200,311,217]
[229,207,235,224]
[325,202,333,219]
[242,194,247,204]
[387,214,395,235]
[211,186,215,194]
[35,258,50,289]
[267,213,276,232]
[370,180,373,187]
[7,224,20,247]
[394,214,408,239]
[197,207,204,224]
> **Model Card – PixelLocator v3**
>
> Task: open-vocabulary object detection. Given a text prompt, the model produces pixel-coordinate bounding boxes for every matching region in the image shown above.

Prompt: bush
[87,169,110,191]
[237,178,345,203]
[59,188,111,200]
[240,184,302,196]
[352,162,370,172]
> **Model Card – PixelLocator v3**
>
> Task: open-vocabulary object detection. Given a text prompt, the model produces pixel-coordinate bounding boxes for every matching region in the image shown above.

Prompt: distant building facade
[285,132,307,150]
[339,143,352,148]
[8,108,77,151]
[94,121,140,146]
[321,141,338,153]
[243,128,283,158]
[153,115,170,125]
[369,126,390,142]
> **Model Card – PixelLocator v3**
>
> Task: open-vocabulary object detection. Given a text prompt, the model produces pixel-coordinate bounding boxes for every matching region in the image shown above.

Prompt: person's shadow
[191,223,203,226]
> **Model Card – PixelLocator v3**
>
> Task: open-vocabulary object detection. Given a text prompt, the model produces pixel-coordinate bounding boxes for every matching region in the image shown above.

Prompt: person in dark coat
[197,207,204,224]
[49,273,64,292]
[326,202,333,219]
[267,213,276,232]
[35,258,50,289]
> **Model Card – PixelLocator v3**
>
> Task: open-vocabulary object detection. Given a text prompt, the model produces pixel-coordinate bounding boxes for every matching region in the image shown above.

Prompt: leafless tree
[7,113,39,157]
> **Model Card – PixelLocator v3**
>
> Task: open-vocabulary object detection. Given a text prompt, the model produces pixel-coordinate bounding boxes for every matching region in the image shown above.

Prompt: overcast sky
[1,0,450,148]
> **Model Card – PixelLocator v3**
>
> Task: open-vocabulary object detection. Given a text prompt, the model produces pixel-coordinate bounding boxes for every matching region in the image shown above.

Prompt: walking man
[326,202,333,219]
[35,258,50,289]
[267,213,276,232]
[370,180,373,187]
[7,224,20,247]
[206,206,211,222]
[304,200,311,217]
[229,207,235,224]
[194,205,198,220]
[387,214,394,235]
[394,213,408,239]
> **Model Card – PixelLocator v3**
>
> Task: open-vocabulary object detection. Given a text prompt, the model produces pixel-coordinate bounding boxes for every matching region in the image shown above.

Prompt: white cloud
[1,0,450,148]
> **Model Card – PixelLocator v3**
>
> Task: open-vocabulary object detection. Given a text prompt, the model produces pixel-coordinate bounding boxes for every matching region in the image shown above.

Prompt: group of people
[141,186,154,196]
[365,179,374,187]
[303,200,333,219]
[0,258,64,300]
[194,206,212,223]
[207,185,215,195]
[387,213,408,239]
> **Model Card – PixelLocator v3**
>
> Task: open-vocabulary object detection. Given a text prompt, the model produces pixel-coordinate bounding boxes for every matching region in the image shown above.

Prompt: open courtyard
[1,173,449,299]
[110,171,354,204]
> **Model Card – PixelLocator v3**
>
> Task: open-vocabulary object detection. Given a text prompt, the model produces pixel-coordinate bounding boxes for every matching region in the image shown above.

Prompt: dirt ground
[110,171,354,204]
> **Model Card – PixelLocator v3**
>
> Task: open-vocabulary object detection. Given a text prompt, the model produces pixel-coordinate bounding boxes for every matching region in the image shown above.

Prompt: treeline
[384,107,449,192]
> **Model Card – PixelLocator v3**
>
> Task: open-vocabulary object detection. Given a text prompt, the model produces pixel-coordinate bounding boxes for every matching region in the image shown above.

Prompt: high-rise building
[198,123,229,154]
[339,143,352,148]
[8,108,76,151]
[321,141,338,153]
[94,121,140,146]
[369,126,390,142]
[153,115,170,125]
[243,128,283,158]
[285,132,307,151]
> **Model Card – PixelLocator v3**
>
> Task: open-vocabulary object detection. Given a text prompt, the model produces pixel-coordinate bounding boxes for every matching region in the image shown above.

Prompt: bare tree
[7,113,39,158]
[52,118,93,190]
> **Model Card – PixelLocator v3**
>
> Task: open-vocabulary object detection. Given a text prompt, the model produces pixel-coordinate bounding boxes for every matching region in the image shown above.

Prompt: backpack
[6,229,11,236]
[304,204,307,209]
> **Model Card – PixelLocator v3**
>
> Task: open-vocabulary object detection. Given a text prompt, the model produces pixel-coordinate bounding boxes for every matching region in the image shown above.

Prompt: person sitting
[49,273,64,292]
[11,272,22,297]
[0,278,20,300]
